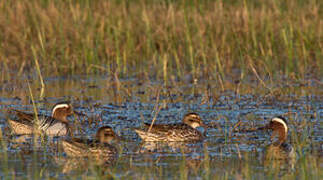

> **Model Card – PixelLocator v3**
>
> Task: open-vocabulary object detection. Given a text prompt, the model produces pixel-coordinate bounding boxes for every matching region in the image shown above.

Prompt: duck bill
[257,124,270,131]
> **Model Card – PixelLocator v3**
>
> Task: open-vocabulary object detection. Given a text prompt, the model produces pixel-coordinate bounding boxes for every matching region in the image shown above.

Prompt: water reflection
[263,144,296,177]
[0,76,321,179]
[137,141,205,154]
[54,156,116,175]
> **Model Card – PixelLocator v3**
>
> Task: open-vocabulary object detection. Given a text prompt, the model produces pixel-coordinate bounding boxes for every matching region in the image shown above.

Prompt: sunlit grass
[0,0,321,82]
[0,0,322,179]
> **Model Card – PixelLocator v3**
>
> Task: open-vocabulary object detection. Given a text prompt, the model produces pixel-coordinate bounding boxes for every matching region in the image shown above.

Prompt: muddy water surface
[0,75,322,179]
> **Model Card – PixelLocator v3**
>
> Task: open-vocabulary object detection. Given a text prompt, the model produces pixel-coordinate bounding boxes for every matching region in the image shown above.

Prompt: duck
[259,116,296,162]
[134,113,207,142]
[8,101,73,136]
[61,126,118,163]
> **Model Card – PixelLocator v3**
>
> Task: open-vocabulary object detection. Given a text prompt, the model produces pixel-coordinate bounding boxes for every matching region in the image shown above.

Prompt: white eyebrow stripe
[272,117,288,133]
[52,104,69,116]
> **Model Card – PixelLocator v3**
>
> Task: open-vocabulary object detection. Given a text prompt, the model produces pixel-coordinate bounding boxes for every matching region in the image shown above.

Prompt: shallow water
[0,75,322,179]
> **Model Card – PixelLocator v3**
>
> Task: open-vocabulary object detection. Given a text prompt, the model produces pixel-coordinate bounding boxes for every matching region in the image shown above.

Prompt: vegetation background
[0,0,321,85]
[0,1,322,179]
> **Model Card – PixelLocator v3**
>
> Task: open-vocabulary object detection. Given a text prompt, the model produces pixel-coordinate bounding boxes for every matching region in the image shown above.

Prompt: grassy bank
[0,0,322,81]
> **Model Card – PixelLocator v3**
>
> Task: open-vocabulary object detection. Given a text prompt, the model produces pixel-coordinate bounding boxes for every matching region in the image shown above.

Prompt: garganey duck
[8,102,73,136]
[259,116,296,162]
[134,113,207,142]
[236,116,296,171]
[61,126,118,162]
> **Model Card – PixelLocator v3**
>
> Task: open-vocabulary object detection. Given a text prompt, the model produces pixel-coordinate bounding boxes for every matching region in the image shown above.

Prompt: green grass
[0,0,321,82]
[0,0,322,179]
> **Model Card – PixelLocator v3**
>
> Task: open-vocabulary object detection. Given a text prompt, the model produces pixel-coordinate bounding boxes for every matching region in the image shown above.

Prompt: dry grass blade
[31,46,45,99]
[148,88,161,132]
[248,58,271,91]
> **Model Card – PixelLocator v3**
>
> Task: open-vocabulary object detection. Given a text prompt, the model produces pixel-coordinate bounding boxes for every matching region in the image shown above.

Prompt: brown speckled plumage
[135,113,206,142]
[62,126,118,163]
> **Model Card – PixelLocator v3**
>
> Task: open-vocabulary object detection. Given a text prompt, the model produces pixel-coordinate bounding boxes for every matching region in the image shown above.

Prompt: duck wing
[143,123,182,132]
[62,139,90,157]
[11,110,35,123]
[10,110,50,125]
[140,124,203,141]
[166,125,203,141]
[62,138,117,158]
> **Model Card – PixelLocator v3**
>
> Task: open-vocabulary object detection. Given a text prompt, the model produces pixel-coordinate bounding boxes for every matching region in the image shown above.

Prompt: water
[0,75,322,179]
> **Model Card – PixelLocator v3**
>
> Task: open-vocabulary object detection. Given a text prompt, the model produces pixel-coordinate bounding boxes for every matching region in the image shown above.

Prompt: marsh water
[0,75,322,179]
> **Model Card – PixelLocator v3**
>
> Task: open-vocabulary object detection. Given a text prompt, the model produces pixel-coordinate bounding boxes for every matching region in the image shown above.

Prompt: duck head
[259,116,288,144]
[183,113,207,130]
[96,126,120,143]
[51,102,73,123]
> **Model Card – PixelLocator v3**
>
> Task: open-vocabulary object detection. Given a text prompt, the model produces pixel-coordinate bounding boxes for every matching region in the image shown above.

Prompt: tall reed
[0,0,320,82]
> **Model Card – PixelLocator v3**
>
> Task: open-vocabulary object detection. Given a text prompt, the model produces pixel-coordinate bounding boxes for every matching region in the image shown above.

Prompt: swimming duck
[134,113,207,142]
[259,116,296,162]
[8,102,73,136]
[61,126,118,163]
